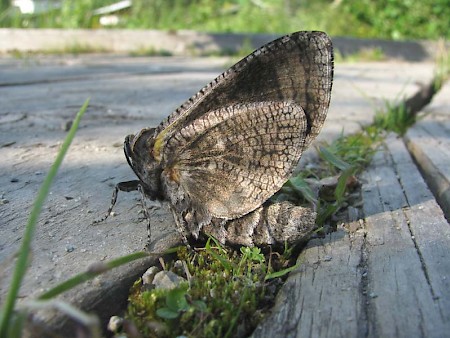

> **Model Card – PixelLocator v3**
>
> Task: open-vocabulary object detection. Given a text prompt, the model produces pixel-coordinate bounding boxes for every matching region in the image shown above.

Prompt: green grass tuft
[123,239,293,338]
[373,101,415,136]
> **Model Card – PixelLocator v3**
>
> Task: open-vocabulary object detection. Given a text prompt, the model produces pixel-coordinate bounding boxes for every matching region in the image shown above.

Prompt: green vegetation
[373,102,415,136]
[1,0,448,41]
[121,238,295,338]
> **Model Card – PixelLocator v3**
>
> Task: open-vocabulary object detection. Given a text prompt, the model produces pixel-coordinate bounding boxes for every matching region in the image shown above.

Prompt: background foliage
[1,0,449,40]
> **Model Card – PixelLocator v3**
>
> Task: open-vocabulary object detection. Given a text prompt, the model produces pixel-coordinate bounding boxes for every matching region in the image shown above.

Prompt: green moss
[123,242,288,338]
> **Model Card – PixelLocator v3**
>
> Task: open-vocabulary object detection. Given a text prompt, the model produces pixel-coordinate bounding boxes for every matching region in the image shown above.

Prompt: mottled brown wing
[154,31,333,151]
[162,101,308,219]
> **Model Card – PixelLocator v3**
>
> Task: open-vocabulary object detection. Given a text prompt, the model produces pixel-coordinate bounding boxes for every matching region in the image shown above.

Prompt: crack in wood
[402,206,436,299]
[357,227,370,338]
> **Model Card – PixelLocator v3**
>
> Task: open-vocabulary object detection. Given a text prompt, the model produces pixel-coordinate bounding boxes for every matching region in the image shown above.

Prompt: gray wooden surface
[1,54,448,337]
[252,135,450,338]
[405,81,450,220]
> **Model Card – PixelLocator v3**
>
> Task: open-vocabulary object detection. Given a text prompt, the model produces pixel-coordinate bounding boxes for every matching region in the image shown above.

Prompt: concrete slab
[0,55,437,335]
[0,29,445,62]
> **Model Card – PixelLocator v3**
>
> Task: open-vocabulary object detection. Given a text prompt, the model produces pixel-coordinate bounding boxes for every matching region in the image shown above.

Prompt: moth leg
[92,180,141,225]
[137,184,153,247]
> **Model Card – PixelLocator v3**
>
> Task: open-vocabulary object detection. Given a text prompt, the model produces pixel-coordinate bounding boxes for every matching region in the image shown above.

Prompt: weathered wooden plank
[405,120,450,220]
[387,138,450,326]
[251,226,366,338]
[404,79,450,220]
[362,136,448,338]
[252,135,450,338]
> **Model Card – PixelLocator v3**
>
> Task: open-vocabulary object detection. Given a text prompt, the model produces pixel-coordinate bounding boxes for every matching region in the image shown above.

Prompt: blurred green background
[0,0,449,40]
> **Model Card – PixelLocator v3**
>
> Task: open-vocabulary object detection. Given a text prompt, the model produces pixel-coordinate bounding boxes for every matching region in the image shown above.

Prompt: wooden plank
[252,226,366,338]
[362,136,449,337]
[405,120,450,220]
[388,138,450,325]
[404,80,450,220]
[252,135,450,338]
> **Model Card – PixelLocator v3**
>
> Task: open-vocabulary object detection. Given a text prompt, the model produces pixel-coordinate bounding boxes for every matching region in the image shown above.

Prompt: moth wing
[162,101,308,219]
[154,31,333,154]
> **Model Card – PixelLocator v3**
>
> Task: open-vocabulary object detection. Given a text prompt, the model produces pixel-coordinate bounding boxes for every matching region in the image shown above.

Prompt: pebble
[142,266,160,285]
[152,271,186,290]
[62,120,73,132]
[65,245,76,253]
[107,316,123,333]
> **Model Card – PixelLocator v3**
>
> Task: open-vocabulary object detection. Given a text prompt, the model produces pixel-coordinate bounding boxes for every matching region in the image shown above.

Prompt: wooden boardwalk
[0,54,449,337]
[253,135,450,338]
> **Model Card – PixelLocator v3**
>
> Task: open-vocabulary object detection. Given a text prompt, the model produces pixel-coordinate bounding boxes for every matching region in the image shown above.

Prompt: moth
[98,31,334,247]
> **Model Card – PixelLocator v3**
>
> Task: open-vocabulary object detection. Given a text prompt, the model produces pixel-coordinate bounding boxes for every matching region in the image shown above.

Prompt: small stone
[172,260,184,275]
[92,277,102,287]
[173,260,183,270]
[65,245,75,253]
[323,255,332,262]
[369,292,378,299]
[62,120,73,132]
[0,199,9,205]
[152,271,185,290]
[107,316,123,333]
[142,266,160,285]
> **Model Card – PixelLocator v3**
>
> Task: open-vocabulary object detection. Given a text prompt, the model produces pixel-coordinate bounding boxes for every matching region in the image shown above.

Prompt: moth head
[124,128,163,200]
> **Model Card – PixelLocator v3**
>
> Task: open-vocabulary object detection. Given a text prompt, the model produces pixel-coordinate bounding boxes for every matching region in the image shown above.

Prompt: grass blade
[265,261,301,280]
[319,146,351,171]
[38,251,150,300]
[0,99,89,337]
